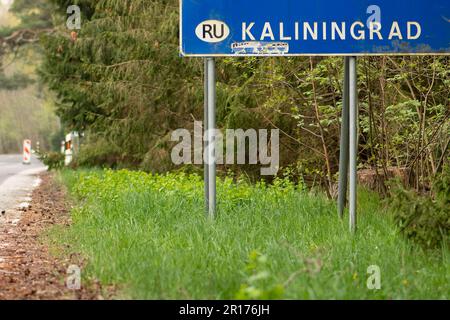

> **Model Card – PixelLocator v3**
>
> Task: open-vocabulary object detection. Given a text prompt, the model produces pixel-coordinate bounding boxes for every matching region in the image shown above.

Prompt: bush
[390,167,450,249]
[39,152,65,170]
[235,251,284,300]
[74,136,125,168]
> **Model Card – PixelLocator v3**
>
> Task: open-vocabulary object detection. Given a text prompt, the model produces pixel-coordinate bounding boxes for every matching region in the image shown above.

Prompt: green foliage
[74,135,124,168]
[9,0,53,30]
[390,167,450,249]
[50,169,449,299]
[235,251,284,300]
[0,0,53,86]
[39,151,64,170]
[434,167,450,207]
[0,0,61,153]
[0,85,61,154]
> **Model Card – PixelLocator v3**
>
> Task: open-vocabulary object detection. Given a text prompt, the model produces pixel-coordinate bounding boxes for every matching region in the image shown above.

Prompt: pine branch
[0,28,53,48]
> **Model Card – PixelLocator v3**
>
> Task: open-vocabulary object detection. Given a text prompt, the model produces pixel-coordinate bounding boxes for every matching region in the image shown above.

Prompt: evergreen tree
[0,0,53,89]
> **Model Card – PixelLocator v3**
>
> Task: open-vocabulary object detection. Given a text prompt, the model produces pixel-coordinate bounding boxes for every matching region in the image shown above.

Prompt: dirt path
[0,172,102,300]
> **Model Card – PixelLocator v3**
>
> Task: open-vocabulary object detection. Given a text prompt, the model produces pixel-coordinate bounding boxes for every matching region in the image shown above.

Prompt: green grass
[51,169,449,299]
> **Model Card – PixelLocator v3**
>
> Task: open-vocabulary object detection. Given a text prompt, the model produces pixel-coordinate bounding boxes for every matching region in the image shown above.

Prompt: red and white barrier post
[65,133,73,166]
[23,139,32,165]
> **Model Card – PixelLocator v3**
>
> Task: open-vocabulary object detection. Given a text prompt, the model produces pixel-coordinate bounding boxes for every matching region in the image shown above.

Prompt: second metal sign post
[205,58,216,219]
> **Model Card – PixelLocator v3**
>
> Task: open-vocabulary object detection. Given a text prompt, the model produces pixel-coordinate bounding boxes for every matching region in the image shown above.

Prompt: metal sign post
[337,56,359,232]
[349,56,358,233]
[337,57,350,219]
[206,57,216,218]
[203,59,210,216]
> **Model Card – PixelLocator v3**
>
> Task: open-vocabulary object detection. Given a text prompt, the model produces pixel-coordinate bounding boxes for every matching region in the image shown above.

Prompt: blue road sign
[180,0,450,56]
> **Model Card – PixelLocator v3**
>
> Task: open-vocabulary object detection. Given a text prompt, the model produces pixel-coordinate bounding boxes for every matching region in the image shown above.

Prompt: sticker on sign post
[180,0,450,56]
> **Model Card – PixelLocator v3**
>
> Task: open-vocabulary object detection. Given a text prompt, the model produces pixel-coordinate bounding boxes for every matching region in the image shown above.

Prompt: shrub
[235,251,284,300]
[74,136,125,168]
[390,167,450,249]
[39,152,65,170]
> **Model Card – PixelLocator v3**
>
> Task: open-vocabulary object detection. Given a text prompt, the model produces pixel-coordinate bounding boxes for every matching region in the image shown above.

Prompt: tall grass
[53,169,449,299]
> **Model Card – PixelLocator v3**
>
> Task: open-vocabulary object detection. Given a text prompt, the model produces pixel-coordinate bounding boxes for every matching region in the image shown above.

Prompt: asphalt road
[0,154,46,217]
[0,154,45,185]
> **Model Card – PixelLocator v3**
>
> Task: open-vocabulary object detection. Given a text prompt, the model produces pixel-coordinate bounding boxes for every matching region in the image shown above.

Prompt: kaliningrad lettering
[241,21,422,41]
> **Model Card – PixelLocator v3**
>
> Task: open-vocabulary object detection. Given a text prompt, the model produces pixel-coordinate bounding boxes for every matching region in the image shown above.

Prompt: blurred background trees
[0,0,61,153]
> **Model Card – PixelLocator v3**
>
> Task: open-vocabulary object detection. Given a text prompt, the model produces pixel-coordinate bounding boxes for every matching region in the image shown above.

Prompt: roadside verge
[0,172,102,299]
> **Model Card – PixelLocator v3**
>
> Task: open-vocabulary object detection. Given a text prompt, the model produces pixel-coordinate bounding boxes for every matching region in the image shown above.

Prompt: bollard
[64,133,73,166]
[23,140,32,165]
